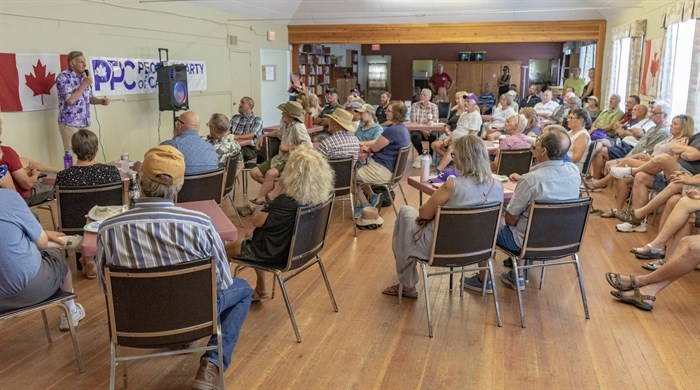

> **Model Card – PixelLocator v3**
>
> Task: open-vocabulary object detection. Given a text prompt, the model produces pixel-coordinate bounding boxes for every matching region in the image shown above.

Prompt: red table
[80,199,238,257]
[404,122,447,134]
[263,124,324,134]
[407,175,516,205]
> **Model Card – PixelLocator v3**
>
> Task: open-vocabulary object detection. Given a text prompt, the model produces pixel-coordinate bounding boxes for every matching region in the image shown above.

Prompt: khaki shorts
[357,159,393,185]
[58,124,87,152]
[257,160,286,176]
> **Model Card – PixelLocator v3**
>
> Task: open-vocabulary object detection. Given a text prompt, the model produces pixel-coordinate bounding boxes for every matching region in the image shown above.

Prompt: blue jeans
[203,278,252,371]
[496,225,521,254]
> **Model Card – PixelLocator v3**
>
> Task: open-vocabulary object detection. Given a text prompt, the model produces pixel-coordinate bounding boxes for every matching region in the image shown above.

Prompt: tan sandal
[610,286,655,311]
[605,272,636,291]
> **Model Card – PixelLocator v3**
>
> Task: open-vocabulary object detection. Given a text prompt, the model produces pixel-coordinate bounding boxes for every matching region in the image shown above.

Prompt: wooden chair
[376,145,411,216]
[0,290,85,373]
[104,258,223,390]
[176,167,225,204]
[232,194,337,343]
[496,198,592,327]
[398,202,504,337]
[328,156,357,237]
[496,148,532,176]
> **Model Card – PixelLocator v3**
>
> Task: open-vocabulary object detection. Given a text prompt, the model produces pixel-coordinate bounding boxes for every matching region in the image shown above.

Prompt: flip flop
[605,272,636,291]
[381,284,418,299]
[642,261,664,271]
[610,287,655,311]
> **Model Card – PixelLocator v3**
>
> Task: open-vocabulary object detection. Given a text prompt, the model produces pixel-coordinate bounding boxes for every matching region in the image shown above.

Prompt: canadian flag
[0,53,68,112]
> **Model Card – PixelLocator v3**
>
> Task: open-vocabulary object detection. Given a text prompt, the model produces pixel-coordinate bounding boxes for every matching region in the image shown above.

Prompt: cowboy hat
[325,108,356,132]
[356,207,384,230]
[277,101,305,122]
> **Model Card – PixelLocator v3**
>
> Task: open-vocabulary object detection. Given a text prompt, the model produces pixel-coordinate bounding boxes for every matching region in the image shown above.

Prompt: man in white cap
[95,145,253,390]
[317,108,360,164]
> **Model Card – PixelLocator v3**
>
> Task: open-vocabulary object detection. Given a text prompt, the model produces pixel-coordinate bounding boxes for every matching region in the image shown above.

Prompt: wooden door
[482,62,503,96]
[440,61,459,97]
[456,62,482,95]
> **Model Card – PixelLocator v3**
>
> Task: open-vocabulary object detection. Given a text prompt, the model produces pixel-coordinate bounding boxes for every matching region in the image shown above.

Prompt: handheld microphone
[85,69,89,76]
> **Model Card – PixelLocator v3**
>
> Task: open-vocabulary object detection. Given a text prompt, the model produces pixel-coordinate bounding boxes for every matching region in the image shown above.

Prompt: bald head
[176,111,200,133]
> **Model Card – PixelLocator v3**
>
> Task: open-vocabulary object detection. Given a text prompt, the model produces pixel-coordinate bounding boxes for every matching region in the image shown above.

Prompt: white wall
[0,0,288,168]
[259,49,290,126]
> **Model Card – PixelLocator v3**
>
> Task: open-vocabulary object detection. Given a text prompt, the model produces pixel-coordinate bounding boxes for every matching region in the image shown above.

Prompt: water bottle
[63,151,73,169]
[120,151,130,173]
[420,151,431,182]
[128,171,140,209]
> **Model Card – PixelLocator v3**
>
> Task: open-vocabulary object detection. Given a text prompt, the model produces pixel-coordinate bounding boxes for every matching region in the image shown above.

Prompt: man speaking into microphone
[55,50,110,152]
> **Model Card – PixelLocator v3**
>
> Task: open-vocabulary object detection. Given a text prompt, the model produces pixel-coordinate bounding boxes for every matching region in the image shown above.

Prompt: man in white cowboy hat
[249,101,311,205]
[317,108,360,164]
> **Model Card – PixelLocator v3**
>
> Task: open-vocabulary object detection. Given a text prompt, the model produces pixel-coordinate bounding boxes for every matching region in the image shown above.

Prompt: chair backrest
[520,198,592,260]
[390,145,412,186]
[328,156,354,197]
[56,183,124,234]
[437,102,451,119]
[580,139,598,177]
[104,258,217,348]
[285,194,335,271]
[222,154,239,199]
[176,167,225,204]
[264,136,281,161]
[428,202,503,267]
[496,148,533,176]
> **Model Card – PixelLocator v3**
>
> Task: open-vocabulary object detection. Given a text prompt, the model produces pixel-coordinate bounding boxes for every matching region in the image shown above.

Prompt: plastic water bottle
[120,151,129,173]
[420,151,431,182]
[63,151,73,169]
[128,171,140,209]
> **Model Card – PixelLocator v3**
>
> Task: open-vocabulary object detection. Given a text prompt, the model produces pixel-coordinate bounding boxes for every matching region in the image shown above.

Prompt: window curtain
[607,39,622,102]
[607,21,645,101]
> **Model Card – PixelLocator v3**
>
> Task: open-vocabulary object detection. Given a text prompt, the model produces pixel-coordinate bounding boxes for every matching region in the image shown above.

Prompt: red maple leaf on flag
[24,60,56,105]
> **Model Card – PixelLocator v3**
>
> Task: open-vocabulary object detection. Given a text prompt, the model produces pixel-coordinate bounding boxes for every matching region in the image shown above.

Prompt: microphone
[85,69,89,76]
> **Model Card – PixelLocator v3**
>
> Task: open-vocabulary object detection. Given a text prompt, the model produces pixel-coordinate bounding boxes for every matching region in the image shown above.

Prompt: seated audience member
[618,95,640,126]
[521,84,542,109]
[161,111,218,174]
[382,136,504,298]
[95,145,252,389]
[483,93,517,141]
[0,189,85,330]
[589,110,685,217]
[0,160,15,190]
[433,86,449,104]
[585,96,601,122]
[229,96,264,165]
[561,95,592,130]
[409,89,440,167]
[521,107,541,137]
[250,101,311,206]
[533,90,560,122]
[354,104,383,145]
[497,126,580,290]
[593,104,654,170]
[375,91,391,125]
[589,103,676,182]
[345,101,364,130]
[313,88,343,142]
[226,147,334,300]
[433,94,482,172]
[589,94,624,138]
[306,93,322,119]
[356,101,411,217]
[0,118,54,200]
[543,92,574,127]
[566,108,592,172]
[605,196,699,311]
[205,113,241,167]
[507,90,520,113]
[444,91,468,134]
[317,108,361,163]
[479,83,496,115]
[491,114,530,172]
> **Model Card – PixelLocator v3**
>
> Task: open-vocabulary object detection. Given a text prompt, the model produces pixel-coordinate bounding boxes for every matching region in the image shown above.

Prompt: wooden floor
[2,165,699,390]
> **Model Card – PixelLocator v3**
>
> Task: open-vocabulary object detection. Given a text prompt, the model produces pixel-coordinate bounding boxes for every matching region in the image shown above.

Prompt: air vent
[228,35,238,46]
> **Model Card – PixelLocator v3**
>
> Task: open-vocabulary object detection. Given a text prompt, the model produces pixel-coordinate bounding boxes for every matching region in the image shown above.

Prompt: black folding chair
[176,167,225,204]
[56,183,124,235]
[496,148,533,176]
[328,156,357,237]
[376,145,411,216]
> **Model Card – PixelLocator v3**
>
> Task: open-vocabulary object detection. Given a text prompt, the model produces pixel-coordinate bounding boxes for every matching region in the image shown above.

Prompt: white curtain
[687,21,700,125]
[607,20,646,101]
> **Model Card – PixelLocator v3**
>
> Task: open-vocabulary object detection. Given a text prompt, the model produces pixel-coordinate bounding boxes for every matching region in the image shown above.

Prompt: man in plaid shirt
[229,96,264,165]
[317,108,360,164]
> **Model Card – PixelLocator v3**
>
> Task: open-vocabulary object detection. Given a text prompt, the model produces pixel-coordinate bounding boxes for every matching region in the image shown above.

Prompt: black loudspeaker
[157,64,189,111]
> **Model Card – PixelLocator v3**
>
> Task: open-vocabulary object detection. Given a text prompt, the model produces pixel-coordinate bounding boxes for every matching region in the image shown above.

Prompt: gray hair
[566,95,582,108]
[140,174,184,200]
[208,113,229,134]
[500,93,514,106]
[653,100,672,117]
[452,135,492,183]
[421,88,433,98]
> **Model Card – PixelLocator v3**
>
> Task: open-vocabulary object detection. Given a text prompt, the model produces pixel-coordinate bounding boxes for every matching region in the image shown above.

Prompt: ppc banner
[90,57,207,96]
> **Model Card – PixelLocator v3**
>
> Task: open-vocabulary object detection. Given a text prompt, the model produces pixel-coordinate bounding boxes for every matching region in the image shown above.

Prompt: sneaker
[368,194,382,208]
[412,159,422,169]
[610,166,633,179]
[500,270,525,291]
[354,204,365,219]
[59,303,85,331]
[616,221,647,233]
[463,273,493,294]
[192,359,220,390]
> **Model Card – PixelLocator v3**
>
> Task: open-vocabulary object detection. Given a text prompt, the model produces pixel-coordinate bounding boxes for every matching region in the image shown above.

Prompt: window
[578,42,597,77]
[608,38,632,100]
[662,19,696,116]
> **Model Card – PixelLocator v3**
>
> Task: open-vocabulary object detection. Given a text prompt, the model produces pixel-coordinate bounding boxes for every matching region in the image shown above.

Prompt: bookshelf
[294,44,334,101]
[346,49,358,79]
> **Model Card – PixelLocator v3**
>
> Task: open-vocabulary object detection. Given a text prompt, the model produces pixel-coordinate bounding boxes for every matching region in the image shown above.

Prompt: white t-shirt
[534,100,560,117]
[453,110,483,139]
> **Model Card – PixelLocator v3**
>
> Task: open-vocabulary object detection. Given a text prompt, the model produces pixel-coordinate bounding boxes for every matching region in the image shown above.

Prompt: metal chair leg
[420,263,433,338]
[276,272,301,343]
[398,183,408,207]
[58,303,85,373]
[109,344,116,390]
[384,185,398,216]
[316,257,338,312]
[513,261,526,328]
[539,264,546,290]
[574,255,590,319]
[487,259,503,327]
[349,193,357,237]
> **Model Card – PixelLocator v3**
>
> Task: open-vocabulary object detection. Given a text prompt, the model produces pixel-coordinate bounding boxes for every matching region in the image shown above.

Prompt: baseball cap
[142,145,185,185]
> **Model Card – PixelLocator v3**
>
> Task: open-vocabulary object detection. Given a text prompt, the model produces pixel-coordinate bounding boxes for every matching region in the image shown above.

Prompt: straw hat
[325,108,356,132]
[356,207,384,230]
[277,101,305,122]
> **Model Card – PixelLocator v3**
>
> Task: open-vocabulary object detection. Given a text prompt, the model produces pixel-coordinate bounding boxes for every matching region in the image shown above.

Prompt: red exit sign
[371,44,381,51]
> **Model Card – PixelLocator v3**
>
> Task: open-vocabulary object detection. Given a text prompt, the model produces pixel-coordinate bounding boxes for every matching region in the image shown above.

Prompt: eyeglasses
[567,116,581,120]
[176,117,185,125]
[651,111,663,115]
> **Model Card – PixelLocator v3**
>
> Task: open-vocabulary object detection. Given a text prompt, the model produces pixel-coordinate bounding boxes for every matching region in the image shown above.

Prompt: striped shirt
[95,198,233,291]
[229,112,264,143]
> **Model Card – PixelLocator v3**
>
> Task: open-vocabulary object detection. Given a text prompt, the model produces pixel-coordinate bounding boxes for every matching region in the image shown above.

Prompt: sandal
[642,260,664,271]
[630,243,665,259]
[613,209,643,225]
[236,204,254,217]
[600,209,617,218]
[252,289,271,302]
[605,272,637,291]
[610,286,655,311]
[381,284,418,299]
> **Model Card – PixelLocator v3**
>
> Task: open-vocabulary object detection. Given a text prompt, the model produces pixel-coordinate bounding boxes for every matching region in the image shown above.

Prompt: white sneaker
[59,303,86,331]
[412,159,422,169]
[616,222,647,233]
[610,166,633,179]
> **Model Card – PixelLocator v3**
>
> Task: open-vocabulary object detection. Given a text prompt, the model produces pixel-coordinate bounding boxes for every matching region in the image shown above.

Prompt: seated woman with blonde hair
[382,135,504,299]
[227,147,334,300]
